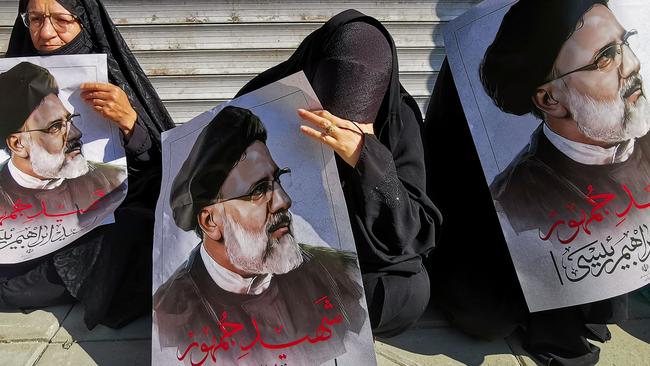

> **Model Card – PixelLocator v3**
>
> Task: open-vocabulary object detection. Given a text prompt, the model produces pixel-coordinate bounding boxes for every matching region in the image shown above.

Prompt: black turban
[170,106,267,231]
[0,62,59,145]
[480,0,609,116]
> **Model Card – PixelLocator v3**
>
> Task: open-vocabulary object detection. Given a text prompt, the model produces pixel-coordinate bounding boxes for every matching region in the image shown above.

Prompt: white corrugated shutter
[0,0,479,123]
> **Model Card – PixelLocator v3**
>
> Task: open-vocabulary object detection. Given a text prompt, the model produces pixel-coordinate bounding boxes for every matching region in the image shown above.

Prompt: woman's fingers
[88,98,107,106]
[80,90,113,100]
[313,109,361,131]
[79,82,137,135]
[297,108,366,167]
[80,82,114,92]
[298,109,337,132]
[299,125,338,147]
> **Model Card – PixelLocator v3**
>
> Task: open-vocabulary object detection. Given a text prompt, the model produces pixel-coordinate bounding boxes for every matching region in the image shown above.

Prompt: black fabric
[0,205,153,328]
[310,21,391,124]
[8,0,175,148]
[170,106,267,231]
[481,0,608,116]
[492,124,650,235]
[0,62,59,144]
[426,59,628,366]
[0,159,127,228]
[68,205,154,328]
[236,10,441,337]
[1,0,169,329]
[154,244,365,365]
[0,259,74,309]
[363,263,430,338]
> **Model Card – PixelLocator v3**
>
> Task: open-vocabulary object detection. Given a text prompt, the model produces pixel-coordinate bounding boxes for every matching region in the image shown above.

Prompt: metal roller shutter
[0,0,478,123]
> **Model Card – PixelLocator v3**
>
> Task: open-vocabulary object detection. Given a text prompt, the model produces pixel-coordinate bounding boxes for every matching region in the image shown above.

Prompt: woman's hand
[80,82,137,136]
[298,109,374,167]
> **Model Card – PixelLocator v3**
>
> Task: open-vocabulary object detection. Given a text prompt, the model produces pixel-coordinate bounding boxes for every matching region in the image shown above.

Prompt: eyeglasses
[15,113,80,136]
[20,11,79,33]
[546,29,638,83]
[216,167,292,205]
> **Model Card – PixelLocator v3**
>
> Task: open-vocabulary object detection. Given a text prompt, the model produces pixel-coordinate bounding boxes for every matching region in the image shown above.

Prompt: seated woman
[0,0,174,329]
[237,9,442,338]
[425,60,629,366]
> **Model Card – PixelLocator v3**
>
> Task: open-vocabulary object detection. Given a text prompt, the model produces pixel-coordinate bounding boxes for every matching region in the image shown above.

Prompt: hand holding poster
[152,72,376,366]
[444,0,650,311]
[0,55,127,264]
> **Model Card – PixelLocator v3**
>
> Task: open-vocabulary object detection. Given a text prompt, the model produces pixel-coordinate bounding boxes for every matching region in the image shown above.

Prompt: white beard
[26,136,89,179]
[222,210,304,275]
[564,78,650,144]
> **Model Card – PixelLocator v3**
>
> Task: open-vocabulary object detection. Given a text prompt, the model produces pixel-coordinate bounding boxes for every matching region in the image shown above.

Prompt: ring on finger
[324,122,336,136]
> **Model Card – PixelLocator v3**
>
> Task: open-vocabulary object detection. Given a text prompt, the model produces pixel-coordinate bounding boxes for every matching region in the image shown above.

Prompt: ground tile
[597,323,650,366]
[376,327,519,366]
[52,303,151,343]
[0,342,47,366]
[0,305,72,342]
[36,340,150,366]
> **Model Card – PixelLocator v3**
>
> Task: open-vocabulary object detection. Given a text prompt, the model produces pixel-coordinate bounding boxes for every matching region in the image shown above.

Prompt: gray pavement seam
[75,337,152,343]
[0,339,51,344]
[29,305,75,366]
[504,336,526,366]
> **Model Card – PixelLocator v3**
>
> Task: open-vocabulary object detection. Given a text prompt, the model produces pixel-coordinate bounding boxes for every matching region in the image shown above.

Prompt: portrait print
[152,72,376,366]
[444,0,650,311]
[0,55,127,264]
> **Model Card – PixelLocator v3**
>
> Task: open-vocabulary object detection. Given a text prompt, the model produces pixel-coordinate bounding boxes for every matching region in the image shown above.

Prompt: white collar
[200,244,273,295]
[7,158,64,190]
[542,124,635,165]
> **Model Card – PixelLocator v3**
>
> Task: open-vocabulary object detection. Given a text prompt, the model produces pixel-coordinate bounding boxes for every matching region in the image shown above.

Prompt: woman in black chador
[0,0,175,329]
[237,9,442,338]
[424,33,629,366]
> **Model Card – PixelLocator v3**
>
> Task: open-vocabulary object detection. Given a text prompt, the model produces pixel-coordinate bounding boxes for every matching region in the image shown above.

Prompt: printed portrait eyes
[249,181,272,200]
[595,45,620,70]
[46,120,65,134]
[247,168,292,201]
[594,30,638,72]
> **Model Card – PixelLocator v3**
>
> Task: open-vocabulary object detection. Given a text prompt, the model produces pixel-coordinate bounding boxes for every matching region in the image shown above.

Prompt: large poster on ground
[0,55,127,264]
[151,72,376,366]
[444,0,650,311]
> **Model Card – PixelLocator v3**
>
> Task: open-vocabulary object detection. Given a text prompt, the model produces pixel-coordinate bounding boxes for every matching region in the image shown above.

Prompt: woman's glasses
[20,12,79,33]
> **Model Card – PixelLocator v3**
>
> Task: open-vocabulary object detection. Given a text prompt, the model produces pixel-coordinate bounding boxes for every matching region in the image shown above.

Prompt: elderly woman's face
[26,0,81,52]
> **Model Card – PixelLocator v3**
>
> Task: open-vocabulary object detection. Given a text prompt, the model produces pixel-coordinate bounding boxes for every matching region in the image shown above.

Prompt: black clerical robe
[0,160,127,265]
[491,124,650,237]
[0,160,127,220]
[153,244,366,366]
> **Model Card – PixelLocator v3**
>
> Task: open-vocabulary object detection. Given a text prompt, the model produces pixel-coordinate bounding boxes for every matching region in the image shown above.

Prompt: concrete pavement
[1,290,648,365]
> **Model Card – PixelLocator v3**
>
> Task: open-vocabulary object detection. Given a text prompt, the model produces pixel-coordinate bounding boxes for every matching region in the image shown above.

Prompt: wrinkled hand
[80,82,137,136]
[298,109,374,167]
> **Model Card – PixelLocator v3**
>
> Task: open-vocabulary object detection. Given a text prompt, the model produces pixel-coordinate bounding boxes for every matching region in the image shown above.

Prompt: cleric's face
[19,93,88,179]
[213,141,303,275]
[551,4,650,143]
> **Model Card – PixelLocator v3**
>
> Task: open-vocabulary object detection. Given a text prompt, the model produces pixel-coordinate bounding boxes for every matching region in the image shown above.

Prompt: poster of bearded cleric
[152,72,376,366]
[0,55,127,264]
[444,0,650,311]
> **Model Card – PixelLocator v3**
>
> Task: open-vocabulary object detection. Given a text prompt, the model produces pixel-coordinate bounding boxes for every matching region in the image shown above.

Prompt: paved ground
[1,289,648,366]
